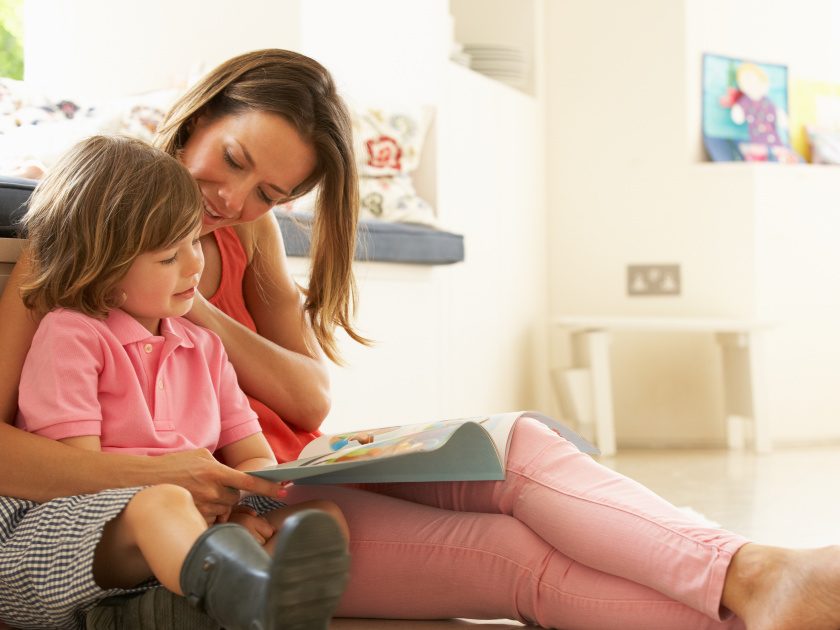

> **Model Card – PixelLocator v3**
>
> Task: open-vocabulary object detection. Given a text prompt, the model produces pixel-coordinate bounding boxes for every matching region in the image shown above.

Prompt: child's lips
[174,287,196,299]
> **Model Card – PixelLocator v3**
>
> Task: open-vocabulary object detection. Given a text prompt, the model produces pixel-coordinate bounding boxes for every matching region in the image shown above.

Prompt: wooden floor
[331,443,840,628]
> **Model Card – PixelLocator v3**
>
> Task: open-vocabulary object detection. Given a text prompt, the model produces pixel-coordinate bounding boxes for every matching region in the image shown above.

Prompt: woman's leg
[354,417,747,620]
[285,484,742,630]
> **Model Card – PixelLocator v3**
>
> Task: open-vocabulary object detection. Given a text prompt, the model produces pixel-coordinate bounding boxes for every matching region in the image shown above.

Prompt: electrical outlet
[627,264,681,296]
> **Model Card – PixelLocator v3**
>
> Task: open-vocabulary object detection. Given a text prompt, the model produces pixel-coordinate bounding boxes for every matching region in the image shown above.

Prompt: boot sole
[268,509,351,630]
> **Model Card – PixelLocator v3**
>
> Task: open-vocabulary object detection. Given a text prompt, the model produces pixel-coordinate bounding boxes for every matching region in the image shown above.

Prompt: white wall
[23,0,301,102]
[298,0,450,105]
[545,0,840,446]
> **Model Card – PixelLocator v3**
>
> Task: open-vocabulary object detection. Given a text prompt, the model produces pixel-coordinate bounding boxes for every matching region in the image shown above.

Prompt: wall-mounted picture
[702,53,801,163]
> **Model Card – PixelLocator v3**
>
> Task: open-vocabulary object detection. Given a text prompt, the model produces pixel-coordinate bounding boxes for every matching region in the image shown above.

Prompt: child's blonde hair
[20,135,203,318]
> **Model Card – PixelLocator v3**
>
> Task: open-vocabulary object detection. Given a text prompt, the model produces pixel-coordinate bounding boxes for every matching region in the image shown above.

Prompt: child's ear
[106,287,127,309]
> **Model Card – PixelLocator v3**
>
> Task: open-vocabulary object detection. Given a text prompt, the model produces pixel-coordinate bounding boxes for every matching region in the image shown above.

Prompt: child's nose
[185,249,204,277]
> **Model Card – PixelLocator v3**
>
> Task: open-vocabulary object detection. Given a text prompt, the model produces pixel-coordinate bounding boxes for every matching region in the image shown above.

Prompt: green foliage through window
[0,0,23,79]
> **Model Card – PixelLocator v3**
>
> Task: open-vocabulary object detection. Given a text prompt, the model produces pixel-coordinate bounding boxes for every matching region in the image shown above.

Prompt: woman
[2,49,840,630]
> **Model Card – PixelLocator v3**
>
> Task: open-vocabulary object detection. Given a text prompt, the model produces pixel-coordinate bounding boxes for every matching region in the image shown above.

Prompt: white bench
[553,316,771,456]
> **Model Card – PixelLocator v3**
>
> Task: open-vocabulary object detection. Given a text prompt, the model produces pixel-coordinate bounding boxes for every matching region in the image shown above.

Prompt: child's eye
[160,255,177,265]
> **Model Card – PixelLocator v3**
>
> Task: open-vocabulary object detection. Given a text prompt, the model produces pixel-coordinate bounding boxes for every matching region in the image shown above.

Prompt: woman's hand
[152,448,287,521]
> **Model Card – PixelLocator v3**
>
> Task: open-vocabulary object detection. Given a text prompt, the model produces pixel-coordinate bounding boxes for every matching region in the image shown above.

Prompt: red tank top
[208,226,319,462]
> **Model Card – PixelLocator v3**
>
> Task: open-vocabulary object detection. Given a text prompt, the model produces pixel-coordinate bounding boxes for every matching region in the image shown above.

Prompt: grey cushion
[0,175,35,237]
[0,176,464,265]
[277,212,464,265]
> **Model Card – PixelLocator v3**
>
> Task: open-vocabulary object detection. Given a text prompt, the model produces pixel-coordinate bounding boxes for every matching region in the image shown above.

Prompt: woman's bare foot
[722,543,840,630]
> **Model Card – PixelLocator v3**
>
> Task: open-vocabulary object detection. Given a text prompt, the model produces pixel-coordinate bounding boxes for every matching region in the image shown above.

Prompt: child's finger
[254,516,276,539]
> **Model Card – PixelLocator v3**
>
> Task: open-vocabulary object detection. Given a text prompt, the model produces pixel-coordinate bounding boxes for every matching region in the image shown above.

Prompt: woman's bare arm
[0,424,284,517]
[186,214,331,432]
[0,251,40,423]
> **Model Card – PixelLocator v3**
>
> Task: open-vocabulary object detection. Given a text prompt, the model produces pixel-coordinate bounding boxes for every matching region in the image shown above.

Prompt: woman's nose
[218,181,248,214]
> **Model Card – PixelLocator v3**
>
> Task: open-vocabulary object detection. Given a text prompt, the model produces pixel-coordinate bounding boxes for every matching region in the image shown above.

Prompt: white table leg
[746,330,771,453]
[576,330,616,456]
[717,331,771,453]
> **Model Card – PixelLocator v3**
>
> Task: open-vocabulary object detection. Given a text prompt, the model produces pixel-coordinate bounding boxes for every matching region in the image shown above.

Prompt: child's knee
[128,484,195,517]
[296,500,349,540]
[311,500,347,531]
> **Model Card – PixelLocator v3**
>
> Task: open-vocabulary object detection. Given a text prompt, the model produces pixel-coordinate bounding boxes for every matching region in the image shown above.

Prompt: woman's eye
[223,150,241,169]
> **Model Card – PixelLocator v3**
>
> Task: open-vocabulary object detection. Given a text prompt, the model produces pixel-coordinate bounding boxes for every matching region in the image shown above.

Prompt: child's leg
[96,485,350,629]
[92,484,207,593]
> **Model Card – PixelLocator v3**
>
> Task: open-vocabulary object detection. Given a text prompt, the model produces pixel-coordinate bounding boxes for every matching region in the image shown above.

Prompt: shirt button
[144,344,153,353]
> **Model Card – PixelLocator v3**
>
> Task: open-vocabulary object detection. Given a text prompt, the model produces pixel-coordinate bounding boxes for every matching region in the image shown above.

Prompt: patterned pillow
[281,104,439,227]
[352,105,432,176]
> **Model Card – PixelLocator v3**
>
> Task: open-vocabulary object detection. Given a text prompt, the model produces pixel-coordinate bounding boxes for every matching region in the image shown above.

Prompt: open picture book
[249,411,598,485]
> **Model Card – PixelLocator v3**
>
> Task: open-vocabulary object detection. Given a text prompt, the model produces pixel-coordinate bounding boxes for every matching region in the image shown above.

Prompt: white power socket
[627,264,681,296]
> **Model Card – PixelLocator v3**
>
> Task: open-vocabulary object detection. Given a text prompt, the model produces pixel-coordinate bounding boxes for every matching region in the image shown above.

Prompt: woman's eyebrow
[237,142,289,196]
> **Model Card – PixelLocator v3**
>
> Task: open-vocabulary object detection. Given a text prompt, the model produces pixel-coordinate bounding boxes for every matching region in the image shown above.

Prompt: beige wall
[545,0,840,446]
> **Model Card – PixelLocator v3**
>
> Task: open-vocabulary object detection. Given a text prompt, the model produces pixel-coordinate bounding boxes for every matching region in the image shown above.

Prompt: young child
[0,135,349,630]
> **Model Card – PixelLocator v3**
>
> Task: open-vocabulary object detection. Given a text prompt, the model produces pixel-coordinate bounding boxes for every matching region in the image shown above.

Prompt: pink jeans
[285,417,748,630]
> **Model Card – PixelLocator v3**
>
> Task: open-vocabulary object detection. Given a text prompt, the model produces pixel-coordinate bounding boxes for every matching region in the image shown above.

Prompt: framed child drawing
[703,53,801,163]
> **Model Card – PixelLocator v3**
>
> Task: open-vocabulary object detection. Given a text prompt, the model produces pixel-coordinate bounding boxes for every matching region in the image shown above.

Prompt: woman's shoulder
[233,211,282,265]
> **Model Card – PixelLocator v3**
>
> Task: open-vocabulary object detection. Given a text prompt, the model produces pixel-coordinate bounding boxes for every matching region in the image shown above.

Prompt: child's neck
[132,315,162,336]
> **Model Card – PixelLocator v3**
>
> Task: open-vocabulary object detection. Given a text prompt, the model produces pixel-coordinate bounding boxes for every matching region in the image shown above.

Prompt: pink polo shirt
[16,308,262,456]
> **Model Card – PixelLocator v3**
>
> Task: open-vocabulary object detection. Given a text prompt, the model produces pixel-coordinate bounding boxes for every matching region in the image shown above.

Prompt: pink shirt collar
[104,308,195,349]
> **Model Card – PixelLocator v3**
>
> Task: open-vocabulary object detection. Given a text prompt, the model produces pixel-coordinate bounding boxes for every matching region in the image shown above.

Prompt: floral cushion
[352,104,432,176]
[352,104,436,226]
[280,104,438,227]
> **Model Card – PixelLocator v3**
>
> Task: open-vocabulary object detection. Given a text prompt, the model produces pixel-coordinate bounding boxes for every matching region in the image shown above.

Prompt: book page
[253,417,498,483]
[298,416,488,460]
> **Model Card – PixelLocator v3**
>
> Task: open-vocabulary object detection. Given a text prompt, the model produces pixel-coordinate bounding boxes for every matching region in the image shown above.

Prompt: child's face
[115,229,204,334]
[179,110,317,235]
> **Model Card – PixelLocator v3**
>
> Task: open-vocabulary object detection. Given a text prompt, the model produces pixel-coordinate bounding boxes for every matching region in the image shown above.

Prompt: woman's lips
[202,198,225,223]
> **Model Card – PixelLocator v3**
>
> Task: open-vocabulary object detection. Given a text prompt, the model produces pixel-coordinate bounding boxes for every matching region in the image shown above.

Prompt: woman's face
[179,110,317,235]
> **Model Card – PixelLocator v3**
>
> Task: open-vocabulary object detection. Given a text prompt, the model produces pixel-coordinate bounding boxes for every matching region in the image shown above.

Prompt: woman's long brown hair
[156,49,366,363]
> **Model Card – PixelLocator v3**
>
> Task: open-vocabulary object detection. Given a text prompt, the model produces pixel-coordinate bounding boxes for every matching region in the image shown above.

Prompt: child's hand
[227,505,276,546]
